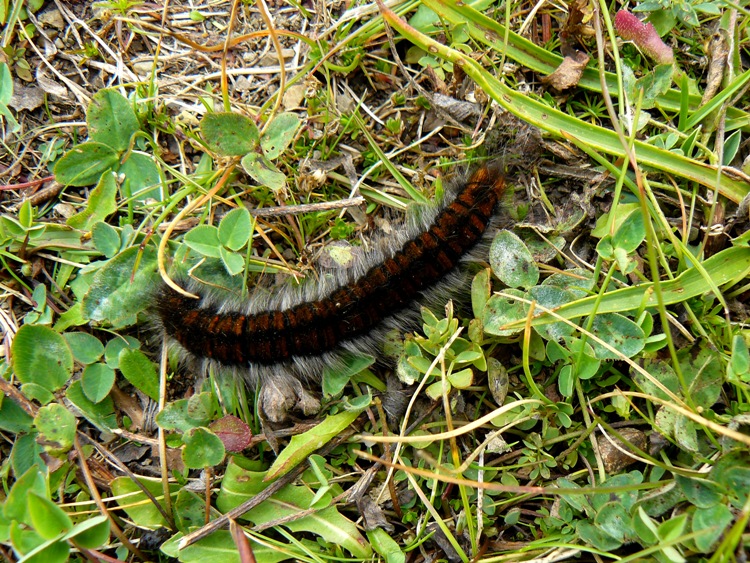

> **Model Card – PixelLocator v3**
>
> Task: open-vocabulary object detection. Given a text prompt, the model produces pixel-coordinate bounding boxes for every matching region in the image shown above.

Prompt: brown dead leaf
[541,51,590,91]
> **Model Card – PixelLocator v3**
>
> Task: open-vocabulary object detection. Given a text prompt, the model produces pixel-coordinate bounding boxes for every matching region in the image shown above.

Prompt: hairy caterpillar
[155,164,506,421]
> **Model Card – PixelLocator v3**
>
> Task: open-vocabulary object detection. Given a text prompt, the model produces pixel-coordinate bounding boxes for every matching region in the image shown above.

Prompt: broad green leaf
[527,285,576,342]
[185,225,222,258]
[201,112,259,156]
[182,427,226,469]
[368,528,406,563]
[266,406,367,481]
[489,230,539,288]
[588,313,645,360]
[5,465,46,524]
[471,268,491,318]
[91,222,121,258]
[33,403,77,455]
[502,245,750,331]
[241,152,287,191]
[322,352,374,397]
[218,207,253,251]
[0,393,34,433]
[82,246,159,327]
[12,534,69,563]
[156,398,209,432]
[118,151,162,202]
[632,507,659,544]
[261,112,300,159]
[53,142,119,186]
[593,502,631,543]
[692,504,733,552]
[61,516,110,549]
[27,492,72,540]
[66,381,117,431]
[103,335,141,369]
[674,474,723,508]
[87,89,140,151]
[679,345,722,408]
[160,530,296,563]
[219,246,244,276]
[244,485,371,558]
[482,288,527,337]
[576,520,622,552]
[118,348,159,401]
[10,434,44,479]
[64,331,105,365]
[110,476,179,528]
[11,325,73,392]
[81,363,116,403]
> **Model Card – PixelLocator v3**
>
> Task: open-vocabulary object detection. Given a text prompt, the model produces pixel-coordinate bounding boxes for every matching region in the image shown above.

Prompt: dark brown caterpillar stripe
[156,165,505,367]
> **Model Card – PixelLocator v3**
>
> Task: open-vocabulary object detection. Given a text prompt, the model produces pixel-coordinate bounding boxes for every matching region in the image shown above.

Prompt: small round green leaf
[92,222,121,258]
[201,112,259,156]
[81,363,116,403]
[87,89,140,151]
[241,152,287,191]
[64,331,105,365]
[182,427,226,469]
[220,247,245,276]
[66,380,117,431]
[218,207,253,251]
[11,325,73,392]
[118,348,159,401]
[482,289,527,336]
[589,313,645,360]
[27,492,73,540]
[62,515,110,549]
[489,230,539,289]
[103,335,140,369]
[53,142,120,186]
[261,112,300,159]
[33,403,77,455]
[118,151,163,202]
[184,225,222,258]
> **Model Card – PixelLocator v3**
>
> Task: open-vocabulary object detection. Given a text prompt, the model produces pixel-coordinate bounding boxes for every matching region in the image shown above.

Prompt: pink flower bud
[615,10,674,64]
